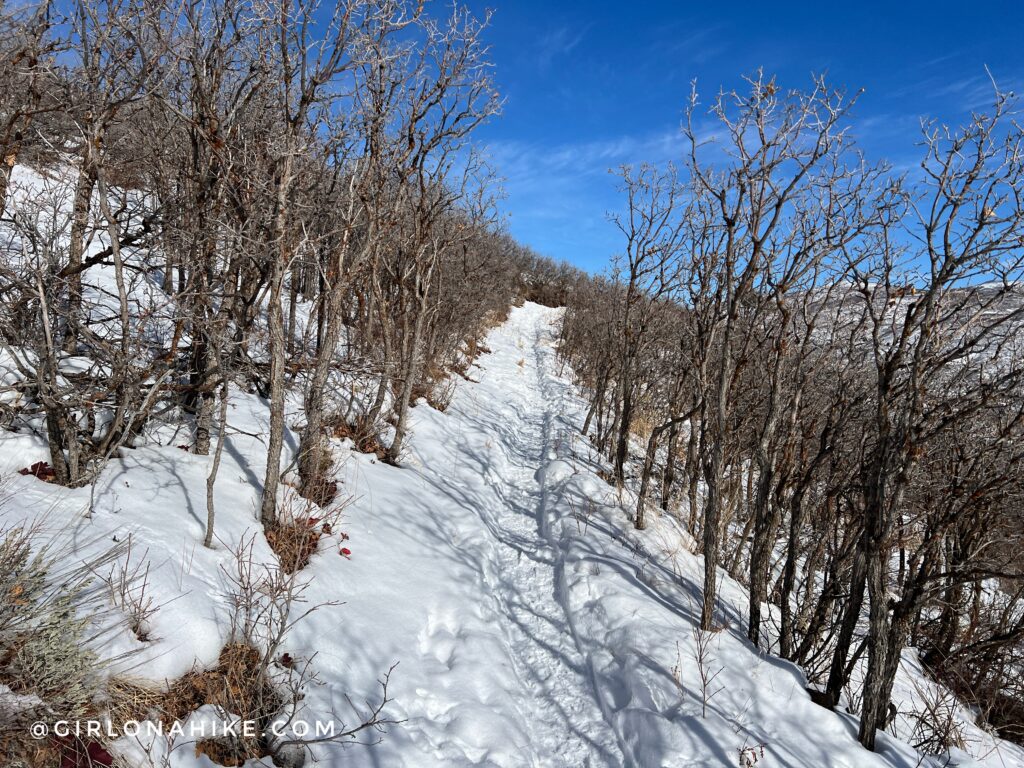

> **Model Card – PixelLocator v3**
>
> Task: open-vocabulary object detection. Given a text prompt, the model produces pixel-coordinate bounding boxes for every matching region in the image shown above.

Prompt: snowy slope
[4,302,1023,767]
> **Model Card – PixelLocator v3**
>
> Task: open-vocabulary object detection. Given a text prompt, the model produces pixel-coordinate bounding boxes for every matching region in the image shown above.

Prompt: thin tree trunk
[260,262,288,526]
[747,455,775,647]
[825,543,868,705]
[298,223,354,501]
[701,436,725,630]
[388,290,430,463]
[63,160,96,353]
[779,486,808,659]
[260,150,295,526]
[205,381,229,548]
[660,419,680,511]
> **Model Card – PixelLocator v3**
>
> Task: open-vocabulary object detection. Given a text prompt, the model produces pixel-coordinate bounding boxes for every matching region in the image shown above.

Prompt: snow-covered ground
[4,302,1023,767]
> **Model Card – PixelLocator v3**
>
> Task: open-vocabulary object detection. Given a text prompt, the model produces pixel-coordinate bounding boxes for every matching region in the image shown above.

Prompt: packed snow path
[322,303,627,766]
[443,305,626,765]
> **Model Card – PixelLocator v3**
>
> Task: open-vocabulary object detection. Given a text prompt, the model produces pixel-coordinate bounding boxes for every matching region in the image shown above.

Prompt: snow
[3,301,1023,767]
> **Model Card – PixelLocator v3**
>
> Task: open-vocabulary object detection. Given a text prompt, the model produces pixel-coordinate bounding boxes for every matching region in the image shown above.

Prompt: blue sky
[465,0,1024,272]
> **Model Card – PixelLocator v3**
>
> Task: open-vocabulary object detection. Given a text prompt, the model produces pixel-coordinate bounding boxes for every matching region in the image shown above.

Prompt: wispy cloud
[888,66,1021,113]
[489,130,683,181]
[648,23,727,66]
[482,130,687,268]
[535,23,592,71]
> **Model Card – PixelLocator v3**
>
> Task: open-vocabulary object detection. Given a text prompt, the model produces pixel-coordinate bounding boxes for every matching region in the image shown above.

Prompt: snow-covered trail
[449,307,626,765]
[306,303,626,767]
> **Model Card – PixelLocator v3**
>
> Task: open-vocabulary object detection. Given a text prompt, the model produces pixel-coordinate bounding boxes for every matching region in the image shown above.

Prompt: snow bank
[3,302,1022,767]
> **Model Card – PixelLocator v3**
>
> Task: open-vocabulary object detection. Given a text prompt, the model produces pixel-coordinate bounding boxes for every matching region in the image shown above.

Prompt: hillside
[3,1,1024,764]
[4,302,1022,767]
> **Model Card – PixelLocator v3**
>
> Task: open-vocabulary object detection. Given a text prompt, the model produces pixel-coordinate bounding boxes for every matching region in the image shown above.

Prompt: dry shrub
[115,642,281,765]
[448,352,471,381]
[0,737,69,768]
[629,413,656,442]
[108,540,310,765]
[272,480,351,573]
[450,335,490,381]
[0,522,125,767]
[408,380,430,405]
[99,538,157,642]
[465,336,491,359]
[329,415,387,460]
[168,643,276,721]
[265,520,322,575]
[302,474,339,509]
[194,737,249,767]
[409,360,447,407]
[296,444,338,507]
[989,691,1024,744]
[108,533,395,766]
[922,638,1024,746]
[907,678,967,755]
[426,378,456,412]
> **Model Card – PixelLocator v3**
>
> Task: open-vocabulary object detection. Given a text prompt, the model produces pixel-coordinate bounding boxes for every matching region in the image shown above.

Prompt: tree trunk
[825,543,868,705]
[686,419,700,535]
[205,381,229,548]
[581,367,607,439]
[388,290,429,463]
[612,381,632,485]
[260,259,288,526]
[700,436,725,630]
[259,149,295,526]
[660,419,680,511]
[298,232,352,502]
[747,455,775,647]
[779,486,808,659]
[63,160,96,353]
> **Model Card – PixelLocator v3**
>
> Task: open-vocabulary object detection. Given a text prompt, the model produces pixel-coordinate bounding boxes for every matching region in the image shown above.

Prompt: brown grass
[99,645,279,765]
[163,643,278,763]
[329,416,388,460]
[265,519,322,574]
[299,470,338,508]
[628,413,656,442]
[425,378,456,412]
[104,647,285,765]
[410,361,449,408]
[106,676,166,727]
[194,737,250,766]
[0,733,64,768]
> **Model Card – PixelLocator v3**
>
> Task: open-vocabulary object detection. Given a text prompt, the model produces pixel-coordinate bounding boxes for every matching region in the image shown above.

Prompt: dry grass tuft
[265,520,322,575]
[194,736,250,766]
[103,644,280,765]
[425,378,456,412]
[329,415,388,460]
[162,643,279,762]
[106,675,166,727]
